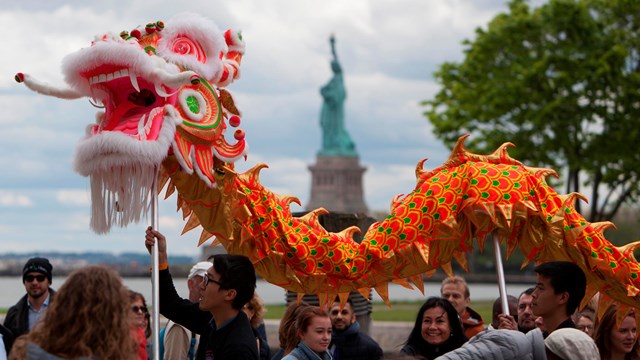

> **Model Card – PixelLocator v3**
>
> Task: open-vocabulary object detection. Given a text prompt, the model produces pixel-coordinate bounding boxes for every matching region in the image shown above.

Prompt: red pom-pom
[234,129,245,140]
[15,73,24,83]
[130,29,141,39]
[229,115,241,127]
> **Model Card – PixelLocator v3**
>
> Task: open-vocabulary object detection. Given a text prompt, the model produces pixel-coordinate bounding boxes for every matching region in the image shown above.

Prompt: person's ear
[224,289,237,302]
[557,291,569,306]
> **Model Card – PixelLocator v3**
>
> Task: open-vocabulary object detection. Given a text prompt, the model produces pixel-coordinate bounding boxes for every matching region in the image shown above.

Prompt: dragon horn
[215,29,245,87]
[616,240,640,262]
[15,73,83,99]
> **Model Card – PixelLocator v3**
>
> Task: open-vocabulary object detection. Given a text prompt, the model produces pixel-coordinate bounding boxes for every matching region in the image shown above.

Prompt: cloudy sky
[0,0,542,257]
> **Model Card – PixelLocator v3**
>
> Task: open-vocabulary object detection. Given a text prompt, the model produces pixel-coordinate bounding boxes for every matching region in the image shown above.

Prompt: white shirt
[0,333,7,360]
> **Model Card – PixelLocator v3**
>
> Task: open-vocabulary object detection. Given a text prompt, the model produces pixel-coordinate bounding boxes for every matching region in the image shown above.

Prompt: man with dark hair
[161,261,211,360]
[487,295,518,330]
[517,287,536,333]
[4,257,56,343]
[145,227,259,360]
[328,297,383,360]
[532,261,586,337]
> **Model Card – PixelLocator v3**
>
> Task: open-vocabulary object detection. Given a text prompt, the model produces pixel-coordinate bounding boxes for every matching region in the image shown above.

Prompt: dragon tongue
[103,101,137,131]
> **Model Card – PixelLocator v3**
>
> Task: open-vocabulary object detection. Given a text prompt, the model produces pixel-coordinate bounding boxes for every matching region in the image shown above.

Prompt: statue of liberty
[318,35,357,157]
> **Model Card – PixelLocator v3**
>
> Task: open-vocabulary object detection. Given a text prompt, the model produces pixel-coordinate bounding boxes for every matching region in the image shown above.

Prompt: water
[0,276,533,309]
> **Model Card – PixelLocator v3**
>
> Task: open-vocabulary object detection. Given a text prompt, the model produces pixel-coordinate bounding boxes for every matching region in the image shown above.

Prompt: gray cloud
[0,0,532,254]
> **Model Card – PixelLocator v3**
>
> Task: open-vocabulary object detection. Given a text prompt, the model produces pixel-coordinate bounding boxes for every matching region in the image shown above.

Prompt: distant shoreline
[0,270,536,284]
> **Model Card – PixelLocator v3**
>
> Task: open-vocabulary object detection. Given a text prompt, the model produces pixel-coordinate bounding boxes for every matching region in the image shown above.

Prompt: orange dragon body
[17,13,640,320]
[163,135,640,320]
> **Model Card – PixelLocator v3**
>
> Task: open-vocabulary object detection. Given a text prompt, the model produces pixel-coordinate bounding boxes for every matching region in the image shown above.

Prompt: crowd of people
[0,230,638,360]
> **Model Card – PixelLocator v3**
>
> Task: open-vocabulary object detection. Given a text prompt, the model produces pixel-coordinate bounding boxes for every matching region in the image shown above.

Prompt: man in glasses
[145,227,259,360]
[3,257,56,344]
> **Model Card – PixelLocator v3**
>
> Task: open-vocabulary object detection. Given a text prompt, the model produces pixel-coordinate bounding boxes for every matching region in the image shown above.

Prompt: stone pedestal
[306,156,368,213]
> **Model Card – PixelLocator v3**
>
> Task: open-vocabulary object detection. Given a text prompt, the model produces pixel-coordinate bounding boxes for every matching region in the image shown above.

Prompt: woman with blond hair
[282,306,332,360]
[10,265,136,360]
[593,304,640,360]
[271,302,311,360]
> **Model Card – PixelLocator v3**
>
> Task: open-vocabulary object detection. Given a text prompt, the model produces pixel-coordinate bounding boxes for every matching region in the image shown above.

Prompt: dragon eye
[170,36,207,63]
[178,89,207,122]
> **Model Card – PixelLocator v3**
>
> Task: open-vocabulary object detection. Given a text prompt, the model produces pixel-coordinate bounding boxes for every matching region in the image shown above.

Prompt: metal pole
[492,232,510,315]
[150,167,160,360]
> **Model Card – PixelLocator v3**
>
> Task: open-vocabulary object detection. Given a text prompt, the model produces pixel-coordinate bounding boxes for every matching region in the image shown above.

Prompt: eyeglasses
[131,305,148,314]
[25,275,46,283]
[203,275,223,288]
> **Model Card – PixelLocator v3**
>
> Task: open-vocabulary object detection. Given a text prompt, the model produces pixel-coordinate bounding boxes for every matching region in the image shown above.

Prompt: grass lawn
[265,299,494,323]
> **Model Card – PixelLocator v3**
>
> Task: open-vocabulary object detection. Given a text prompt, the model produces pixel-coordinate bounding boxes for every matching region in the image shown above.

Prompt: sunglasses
[25,275,46,283]
[131,305,148,314]
[203,275,223,288]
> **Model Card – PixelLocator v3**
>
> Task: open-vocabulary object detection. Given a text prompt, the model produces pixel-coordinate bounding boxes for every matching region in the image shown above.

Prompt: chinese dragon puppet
[16,13,640,321]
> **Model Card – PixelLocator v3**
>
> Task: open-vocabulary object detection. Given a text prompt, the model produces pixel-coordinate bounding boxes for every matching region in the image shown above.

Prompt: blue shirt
[28,292,51,330]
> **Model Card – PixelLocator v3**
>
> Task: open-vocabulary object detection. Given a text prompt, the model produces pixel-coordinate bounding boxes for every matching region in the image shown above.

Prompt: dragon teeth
[146,108,158,133]
[154,82,170,98]
[129,69,140,92]
[138,113,147,140]
[88,68,131,85]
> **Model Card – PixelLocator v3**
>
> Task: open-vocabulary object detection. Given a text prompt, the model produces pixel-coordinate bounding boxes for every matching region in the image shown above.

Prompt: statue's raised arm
[330,34,338,62]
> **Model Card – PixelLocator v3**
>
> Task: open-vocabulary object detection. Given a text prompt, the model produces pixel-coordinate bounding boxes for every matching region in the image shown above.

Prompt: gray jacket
[25,342,92,360]
[435,329,546,360]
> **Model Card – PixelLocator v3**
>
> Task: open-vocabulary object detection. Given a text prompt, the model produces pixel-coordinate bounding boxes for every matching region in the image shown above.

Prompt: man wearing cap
[3,257,56,341]
[161,261,211,360]
[544,328,599,359]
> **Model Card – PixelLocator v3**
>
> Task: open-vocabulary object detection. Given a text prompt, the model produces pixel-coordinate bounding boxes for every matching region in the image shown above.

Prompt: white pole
[150,167,160,360]
[492,232,510,315]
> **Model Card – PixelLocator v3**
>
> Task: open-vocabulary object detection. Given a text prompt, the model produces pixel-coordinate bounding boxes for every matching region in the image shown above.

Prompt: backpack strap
[187,332,197,360]
[158,326,167,359]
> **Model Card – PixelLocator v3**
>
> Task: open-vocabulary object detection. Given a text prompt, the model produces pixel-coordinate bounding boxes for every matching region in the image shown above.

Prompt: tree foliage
[424,0,640,221]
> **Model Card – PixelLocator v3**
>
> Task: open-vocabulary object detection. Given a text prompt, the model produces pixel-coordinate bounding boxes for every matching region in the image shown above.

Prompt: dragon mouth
[84,65,177,141]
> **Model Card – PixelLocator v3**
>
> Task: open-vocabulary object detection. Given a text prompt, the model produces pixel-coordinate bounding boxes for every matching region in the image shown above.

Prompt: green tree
[424,0,640,221]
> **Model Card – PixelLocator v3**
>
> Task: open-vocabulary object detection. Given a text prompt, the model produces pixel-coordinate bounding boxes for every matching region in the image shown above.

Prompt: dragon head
[16,13,247,233]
